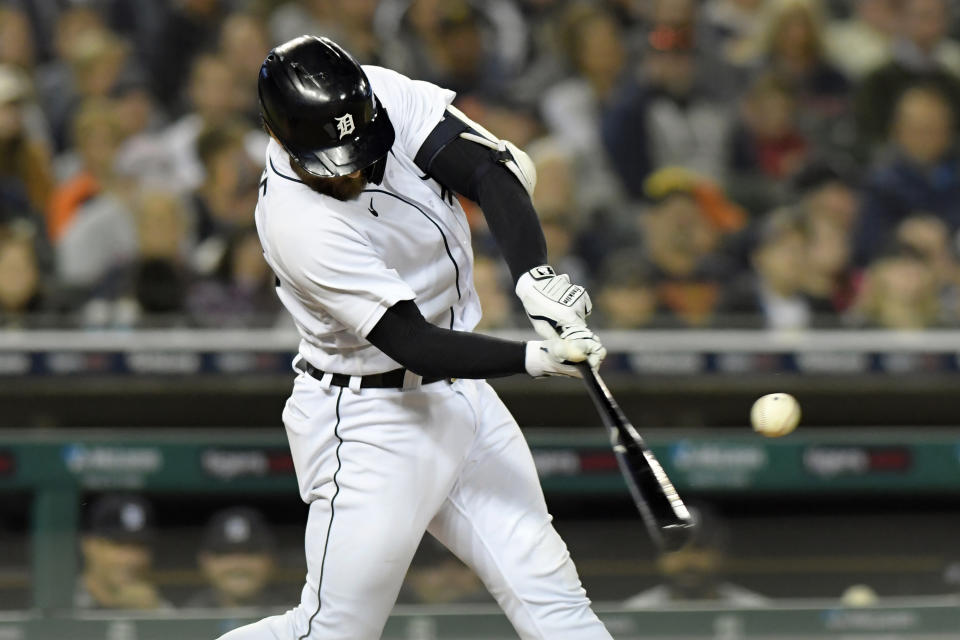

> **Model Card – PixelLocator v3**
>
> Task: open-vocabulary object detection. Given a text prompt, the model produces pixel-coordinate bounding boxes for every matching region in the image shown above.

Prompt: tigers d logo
[335,113,355,139]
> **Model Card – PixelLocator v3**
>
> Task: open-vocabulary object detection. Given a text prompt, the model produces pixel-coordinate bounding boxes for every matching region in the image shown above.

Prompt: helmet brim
[285,98,395,178]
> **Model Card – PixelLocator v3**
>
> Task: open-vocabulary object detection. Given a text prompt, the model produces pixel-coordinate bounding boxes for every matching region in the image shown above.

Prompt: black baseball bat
[577,363,694,551]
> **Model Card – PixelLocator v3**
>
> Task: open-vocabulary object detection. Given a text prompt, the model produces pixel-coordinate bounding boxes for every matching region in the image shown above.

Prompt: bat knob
[658,521,696,553]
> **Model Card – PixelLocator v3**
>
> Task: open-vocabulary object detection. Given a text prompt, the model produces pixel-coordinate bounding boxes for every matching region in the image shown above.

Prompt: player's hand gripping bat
[577,363,694,551]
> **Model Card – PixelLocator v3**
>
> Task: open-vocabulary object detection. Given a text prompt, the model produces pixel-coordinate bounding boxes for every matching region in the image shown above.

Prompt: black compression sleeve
[366,300,527,379]
[415,115,548,282]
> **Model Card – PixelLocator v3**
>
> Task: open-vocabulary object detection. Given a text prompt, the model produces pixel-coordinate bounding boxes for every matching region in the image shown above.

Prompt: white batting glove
[515,265,592,340]
[525,326,607,378]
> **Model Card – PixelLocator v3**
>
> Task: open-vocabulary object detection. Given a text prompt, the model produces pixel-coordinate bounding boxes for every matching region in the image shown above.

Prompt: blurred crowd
[73,493,491,613]
[2,0,960,330]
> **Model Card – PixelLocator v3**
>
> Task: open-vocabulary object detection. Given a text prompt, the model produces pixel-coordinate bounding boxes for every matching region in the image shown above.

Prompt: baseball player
[220,36,612,640]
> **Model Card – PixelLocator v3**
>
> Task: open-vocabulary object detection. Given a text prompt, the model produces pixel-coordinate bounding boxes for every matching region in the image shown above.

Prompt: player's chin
[329,175,368,201]
[306,173,368,201]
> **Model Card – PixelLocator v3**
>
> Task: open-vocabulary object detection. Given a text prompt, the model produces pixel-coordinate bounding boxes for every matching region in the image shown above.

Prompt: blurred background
[0,0,959,638]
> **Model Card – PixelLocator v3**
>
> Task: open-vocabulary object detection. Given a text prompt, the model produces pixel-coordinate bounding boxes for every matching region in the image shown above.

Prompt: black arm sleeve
[366,300,527,379]
[415,113,547,283]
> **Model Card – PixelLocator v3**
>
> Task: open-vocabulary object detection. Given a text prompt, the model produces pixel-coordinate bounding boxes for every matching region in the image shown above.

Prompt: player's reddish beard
[291,163,368,201]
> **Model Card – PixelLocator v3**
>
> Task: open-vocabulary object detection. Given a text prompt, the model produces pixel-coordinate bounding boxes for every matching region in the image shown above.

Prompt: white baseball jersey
[226,63,613,640]
[255,65,482,375]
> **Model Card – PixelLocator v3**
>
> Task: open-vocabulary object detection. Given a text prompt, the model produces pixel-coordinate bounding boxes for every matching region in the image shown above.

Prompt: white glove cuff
[524,341,546,378]
[514,266,556,297]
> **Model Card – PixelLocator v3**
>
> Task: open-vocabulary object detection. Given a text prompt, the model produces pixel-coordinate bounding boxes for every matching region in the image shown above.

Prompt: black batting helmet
[258,36,395,178]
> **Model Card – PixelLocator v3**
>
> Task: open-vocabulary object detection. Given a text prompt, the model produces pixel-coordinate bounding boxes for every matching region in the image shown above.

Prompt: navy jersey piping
[296,386,345,640]
[270,157,305,184]
[363,188,462,300]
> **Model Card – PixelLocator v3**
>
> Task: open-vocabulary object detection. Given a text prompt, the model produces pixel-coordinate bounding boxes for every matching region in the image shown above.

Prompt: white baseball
[750,393,800,437]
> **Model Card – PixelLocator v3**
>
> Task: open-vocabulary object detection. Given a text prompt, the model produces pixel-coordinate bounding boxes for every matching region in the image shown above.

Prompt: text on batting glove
[515,265,592,340]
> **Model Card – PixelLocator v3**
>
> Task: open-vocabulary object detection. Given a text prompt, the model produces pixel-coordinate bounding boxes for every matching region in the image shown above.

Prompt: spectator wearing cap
[630,168,743,327]
[76,494,171,610]
[186,507,282,609]
[624,504,769,607]
[594,251,657,329]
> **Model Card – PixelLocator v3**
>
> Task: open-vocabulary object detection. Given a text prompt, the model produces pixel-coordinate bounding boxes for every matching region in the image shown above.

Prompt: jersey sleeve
[278,217,416,338]
[363,65,456,160]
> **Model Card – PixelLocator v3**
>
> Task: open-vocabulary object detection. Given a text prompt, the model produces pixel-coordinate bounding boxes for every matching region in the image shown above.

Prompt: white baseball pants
[218,373,612,640]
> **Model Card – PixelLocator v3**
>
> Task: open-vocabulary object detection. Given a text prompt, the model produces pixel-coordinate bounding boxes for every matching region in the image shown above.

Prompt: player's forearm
[366,301,527,379]
[474,167,548,283]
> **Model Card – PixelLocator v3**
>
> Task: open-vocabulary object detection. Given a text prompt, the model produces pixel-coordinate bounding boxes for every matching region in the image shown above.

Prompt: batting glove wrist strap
[516,265,593,340]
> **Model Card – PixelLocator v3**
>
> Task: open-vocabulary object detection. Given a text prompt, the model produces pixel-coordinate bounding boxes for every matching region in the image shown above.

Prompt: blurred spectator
[701,0,766,74]
[471,255,516,330]
[76,494,171,610]
[602,9,731,197]
[625,505,769,607]
[854,86,960,266]
[34,7,106,151]
[752,0,851,153]
[188,226,281,328]
[727,73,810,214]
[895,214,960,322]
[505,0,571,106]
[0,221,43,326]
[528,137,590,284]
[112,71,174,190]
[804,214,856,318]
[855,0,960,154]
[794,161,861,232]
[400,537,491,605]
[595,251,657,329]
[631,168,742,327]
[192,123,262,252]
[790,163,860,313]
[218,13,271,124]
[720,208,831,329]
[149,0,228,113]
[826,0,899,79]
[943,560,960,597]
[0,7,36,71]
[541,2,630,203]
[53,100,139,298]
[374,0,528,84]
[49,28,133,155]
[69,190,190,327]
[272,0,381,66]
[851,242,941,328]
[187,507,283,609]
[0,65,54,217]
[162,55,264,194]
